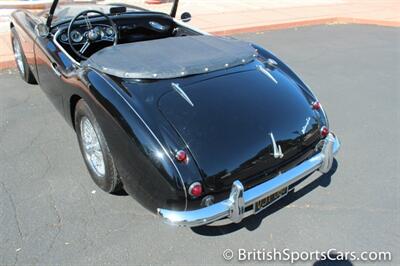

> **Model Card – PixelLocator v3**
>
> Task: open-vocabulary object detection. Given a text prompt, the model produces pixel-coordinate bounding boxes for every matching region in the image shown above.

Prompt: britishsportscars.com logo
[222,248,392,263]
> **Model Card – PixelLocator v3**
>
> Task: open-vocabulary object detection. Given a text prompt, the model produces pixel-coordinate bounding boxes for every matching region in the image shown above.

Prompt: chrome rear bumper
[158,133,340,227]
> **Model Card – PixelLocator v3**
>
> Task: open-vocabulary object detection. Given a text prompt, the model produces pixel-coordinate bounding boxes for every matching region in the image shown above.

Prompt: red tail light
[320,126,329,138]
[175,150,187,162]
[312,101,321,110]
[188,182,202,197]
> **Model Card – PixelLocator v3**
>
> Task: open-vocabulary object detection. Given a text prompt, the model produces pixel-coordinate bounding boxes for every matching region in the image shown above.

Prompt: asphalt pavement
[0,25,399,265]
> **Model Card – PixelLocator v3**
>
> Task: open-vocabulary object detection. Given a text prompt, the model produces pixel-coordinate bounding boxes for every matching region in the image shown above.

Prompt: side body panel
[83,71,190,211]
[10,11,39,81]
[34,35,77,116]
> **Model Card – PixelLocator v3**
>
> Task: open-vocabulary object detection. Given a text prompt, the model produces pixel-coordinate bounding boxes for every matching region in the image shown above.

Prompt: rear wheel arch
[70,94,82,130]
[74,98,125,194]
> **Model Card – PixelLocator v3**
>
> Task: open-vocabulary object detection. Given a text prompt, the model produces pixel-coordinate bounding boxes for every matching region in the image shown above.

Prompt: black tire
[10,27,37,84]
[75,99,124,194]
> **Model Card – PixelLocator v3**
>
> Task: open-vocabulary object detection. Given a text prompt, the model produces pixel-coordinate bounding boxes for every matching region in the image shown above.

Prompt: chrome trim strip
[53,29,81,66]
[149,21,167,31]
[257,65,278,84]
[266,58,278,68]
[158,133,340,227]
[171,83,194,107]
[92,70,188,210]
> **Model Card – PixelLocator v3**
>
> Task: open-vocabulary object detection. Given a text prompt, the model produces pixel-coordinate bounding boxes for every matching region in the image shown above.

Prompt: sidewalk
[1,0,399,69]
[152,0,400,34]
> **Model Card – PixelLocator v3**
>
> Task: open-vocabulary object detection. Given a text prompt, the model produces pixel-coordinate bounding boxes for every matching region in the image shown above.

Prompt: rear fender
[252,44,315,99]
[83,69,188,211]
[253,44,328,126]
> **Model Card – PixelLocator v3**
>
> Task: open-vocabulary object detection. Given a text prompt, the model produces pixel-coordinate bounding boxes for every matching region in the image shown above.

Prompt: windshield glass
[45,0,179,26]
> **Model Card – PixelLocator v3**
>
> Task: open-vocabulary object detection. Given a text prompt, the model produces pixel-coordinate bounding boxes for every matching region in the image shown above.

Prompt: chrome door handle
[51,62,62,78]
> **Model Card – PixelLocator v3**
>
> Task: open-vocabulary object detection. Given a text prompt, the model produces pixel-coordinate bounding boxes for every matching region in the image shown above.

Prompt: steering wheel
[68,10,118,60]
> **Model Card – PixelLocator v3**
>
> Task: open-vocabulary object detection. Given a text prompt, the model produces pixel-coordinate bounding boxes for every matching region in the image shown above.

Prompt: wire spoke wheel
[80,116,106,177]
[13,37,24,75]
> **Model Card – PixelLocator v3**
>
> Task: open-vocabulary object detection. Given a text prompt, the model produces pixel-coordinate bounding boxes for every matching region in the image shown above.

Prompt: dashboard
[55,13,183,60]
[59,24,116,45]
[54,12,200,62]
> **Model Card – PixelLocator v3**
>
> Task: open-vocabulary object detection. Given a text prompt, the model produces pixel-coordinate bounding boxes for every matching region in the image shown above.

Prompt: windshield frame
[45,0,179,28]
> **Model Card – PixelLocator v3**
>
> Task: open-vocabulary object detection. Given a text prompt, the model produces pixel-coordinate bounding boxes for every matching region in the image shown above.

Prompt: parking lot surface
[0,25,399,265]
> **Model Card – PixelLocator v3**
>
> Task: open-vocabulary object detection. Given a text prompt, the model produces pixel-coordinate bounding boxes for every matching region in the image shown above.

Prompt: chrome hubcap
[13,37,24,75]
[80,117,105,177]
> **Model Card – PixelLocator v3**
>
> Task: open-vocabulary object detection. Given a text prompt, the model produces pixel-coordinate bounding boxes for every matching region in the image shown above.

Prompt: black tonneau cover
[83,36,256,79]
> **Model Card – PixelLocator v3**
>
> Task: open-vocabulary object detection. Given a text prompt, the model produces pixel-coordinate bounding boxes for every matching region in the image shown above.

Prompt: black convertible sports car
[10,0,340,226]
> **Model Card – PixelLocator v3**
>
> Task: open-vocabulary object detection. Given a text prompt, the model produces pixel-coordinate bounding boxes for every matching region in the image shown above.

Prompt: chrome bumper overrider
[158,133,340,227]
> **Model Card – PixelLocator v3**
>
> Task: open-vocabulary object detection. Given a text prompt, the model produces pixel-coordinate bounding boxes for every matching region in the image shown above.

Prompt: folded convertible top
[83,35,257,79]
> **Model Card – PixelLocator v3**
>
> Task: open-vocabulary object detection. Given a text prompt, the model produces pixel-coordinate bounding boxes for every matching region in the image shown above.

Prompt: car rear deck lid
[158,69,321,188]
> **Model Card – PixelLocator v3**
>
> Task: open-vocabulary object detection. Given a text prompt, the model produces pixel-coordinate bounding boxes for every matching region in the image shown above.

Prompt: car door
[34,33,77,117]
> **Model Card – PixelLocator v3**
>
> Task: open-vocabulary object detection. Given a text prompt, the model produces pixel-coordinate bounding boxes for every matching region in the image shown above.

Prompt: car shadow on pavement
[191,159,338,236]
[313,252,353,265]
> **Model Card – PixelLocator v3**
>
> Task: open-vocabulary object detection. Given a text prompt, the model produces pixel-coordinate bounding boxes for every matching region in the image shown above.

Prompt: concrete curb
[209,17,400,36]
[0,57,15,70]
